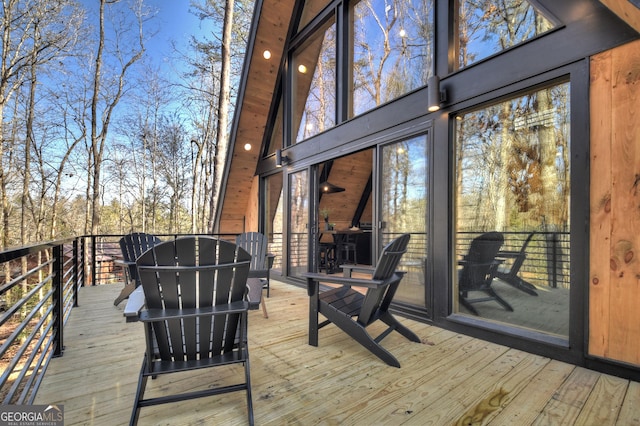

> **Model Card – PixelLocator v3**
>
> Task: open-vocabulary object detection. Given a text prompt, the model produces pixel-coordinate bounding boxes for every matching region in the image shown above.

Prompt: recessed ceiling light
[263,50,271,59]
[244,143,252,151]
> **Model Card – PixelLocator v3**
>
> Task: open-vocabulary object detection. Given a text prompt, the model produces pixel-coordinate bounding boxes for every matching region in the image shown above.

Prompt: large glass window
[455,82,570,338]
[292,18,337,143]
[457,0,557,69]
[298,0,333,31]
[350,0,434,117]
[266,98,283,157]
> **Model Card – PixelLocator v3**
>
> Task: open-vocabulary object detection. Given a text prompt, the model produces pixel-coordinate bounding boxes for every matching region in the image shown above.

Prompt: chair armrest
[123,286,145,322]
[267,253,275,268]
[496,250,521,259]
[245,278,263,310]
[139,300,250,322]
[341,264,375,278]
[303,272,389,289]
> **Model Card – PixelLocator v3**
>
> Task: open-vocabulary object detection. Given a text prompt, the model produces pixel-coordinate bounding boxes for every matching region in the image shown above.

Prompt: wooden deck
[35,281,640,425]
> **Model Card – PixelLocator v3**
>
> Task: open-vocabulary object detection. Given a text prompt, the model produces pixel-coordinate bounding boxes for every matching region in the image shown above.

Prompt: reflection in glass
[292,18,336,143]
[455,82,571,338]
[380,135,427,307]
[266,98,283,156]
[289,170,309,278]
[351,0,434,117]
[457,0,556,69]
[265,173,284,271]
[298,0,333,32]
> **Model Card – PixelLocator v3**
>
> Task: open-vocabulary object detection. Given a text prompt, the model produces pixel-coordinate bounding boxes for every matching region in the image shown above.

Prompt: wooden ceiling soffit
[598,0,640,32]
[218,0,296,232]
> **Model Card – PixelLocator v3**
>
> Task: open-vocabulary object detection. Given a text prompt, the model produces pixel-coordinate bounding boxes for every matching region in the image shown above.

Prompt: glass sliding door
[264,173,284,273]
[378,134,429,309]
[288,169,310,278]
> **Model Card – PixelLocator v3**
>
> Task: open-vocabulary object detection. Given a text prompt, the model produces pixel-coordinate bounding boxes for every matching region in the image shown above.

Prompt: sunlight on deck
[35,281,640,425]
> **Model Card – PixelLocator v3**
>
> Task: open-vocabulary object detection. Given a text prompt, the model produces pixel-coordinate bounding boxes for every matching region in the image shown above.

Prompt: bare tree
[189,0,253,232]
[88,0,148,235]
[0,0,83,247]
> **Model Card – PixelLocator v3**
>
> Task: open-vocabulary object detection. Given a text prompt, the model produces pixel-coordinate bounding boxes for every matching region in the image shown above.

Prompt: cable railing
[0,238,85,405]
[0,230,570,404]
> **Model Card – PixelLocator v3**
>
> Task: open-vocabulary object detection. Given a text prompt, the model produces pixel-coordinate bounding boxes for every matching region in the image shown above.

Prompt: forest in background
[0,0,254,249]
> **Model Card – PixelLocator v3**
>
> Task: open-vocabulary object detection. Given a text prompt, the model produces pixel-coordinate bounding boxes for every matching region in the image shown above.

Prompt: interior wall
[589,38,640,366]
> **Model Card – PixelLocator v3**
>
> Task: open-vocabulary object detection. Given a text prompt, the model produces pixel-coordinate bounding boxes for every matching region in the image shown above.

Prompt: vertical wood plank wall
[589,39,640,366]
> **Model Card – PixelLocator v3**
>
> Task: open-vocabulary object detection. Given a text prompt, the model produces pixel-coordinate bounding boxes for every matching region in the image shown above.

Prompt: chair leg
[308,280,319,347]
[486,288,514,311]
[324,306,401,367]
[459,293,480,315]
[499,274,538,296]
[130,357,149,426]
[379,312,421,343]
[264,278,270,298]
[261,297,268,318]
[244,357,254,426]
[114,283,136,306]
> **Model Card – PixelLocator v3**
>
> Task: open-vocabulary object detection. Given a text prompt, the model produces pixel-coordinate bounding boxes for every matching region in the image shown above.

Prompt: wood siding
[590,39,640,366]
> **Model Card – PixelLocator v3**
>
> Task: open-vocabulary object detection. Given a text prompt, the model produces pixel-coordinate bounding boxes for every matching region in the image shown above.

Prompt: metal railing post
[53,244,64,357]
[91,235,97,286]
[73,238,79,307]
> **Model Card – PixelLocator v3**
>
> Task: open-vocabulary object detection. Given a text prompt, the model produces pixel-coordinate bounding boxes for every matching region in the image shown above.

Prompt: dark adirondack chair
[495,231,538,296]
[459,232,513,315]
[303,234,420,368]
[129,236,254,426]
[236,232,275,318]
[113,232,161,306]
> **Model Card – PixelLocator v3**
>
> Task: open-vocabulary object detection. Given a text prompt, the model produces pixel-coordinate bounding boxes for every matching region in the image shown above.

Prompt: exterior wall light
[428,75,447,112]
[276,149,290,167]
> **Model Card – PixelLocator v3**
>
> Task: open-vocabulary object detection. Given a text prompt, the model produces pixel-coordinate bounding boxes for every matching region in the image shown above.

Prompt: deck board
[35,280,637,425]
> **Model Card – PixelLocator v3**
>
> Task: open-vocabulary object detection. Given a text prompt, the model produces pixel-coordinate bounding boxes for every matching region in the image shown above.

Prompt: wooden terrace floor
[35,281,640,425]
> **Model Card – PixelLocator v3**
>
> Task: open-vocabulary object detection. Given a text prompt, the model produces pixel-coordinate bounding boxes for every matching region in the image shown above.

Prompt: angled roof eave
[215,0,296,233]
[598,0,640,33]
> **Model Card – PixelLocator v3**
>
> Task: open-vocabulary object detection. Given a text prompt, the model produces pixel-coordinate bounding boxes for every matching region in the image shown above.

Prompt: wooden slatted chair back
[459,231,504,291]
[119,233,161,287]
[236,232,268,271]
[136,236,251,361]
[358,233,410,325]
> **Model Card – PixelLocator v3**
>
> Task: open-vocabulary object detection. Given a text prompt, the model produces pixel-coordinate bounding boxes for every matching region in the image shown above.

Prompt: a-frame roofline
[215,0,640,234]
[216,0,297,233]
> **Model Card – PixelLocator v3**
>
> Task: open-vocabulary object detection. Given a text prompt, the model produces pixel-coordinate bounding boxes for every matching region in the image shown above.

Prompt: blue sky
[146,1,208,62]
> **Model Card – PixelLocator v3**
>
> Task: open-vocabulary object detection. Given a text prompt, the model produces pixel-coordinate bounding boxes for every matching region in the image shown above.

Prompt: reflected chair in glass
[495,231,538,296]
[458,231,514,315]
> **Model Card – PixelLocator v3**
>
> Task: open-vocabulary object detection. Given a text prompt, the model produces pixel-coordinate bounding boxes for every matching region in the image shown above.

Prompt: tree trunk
[208,0,234,233]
